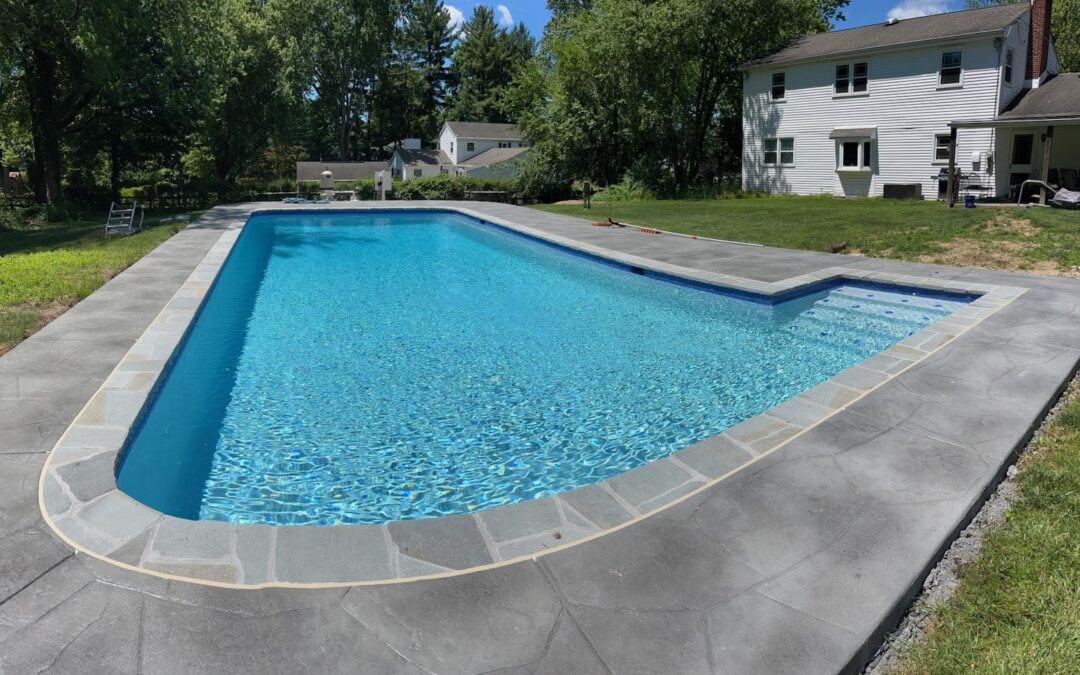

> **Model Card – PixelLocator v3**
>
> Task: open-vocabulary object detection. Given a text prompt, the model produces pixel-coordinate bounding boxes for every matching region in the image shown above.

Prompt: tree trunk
[26,47,63,203]
[109,135,122,202]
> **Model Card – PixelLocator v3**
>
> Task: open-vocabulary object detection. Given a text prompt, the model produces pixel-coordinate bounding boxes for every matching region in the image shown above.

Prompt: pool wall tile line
[37,204,1027,587]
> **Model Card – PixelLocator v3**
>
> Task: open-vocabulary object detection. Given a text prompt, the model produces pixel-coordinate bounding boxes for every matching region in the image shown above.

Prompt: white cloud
[496,4,514,27]
[887,0,949,21]
[443,4,465,31]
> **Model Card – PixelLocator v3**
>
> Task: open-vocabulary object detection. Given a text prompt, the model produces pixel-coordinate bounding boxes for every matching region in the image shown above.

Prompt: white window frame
[933,133,952,163]
[763,137,795,167]
[1004,48,1014,84]
[466,142,475,152]
[833,61,869,97]
[835,137,873,173]
[939,49,964,88]
[771,72,786,101]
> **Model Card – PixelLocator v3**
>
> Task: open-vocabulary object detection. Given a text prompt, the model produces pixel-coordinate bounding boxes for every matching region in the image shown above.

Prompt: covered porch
[948,73,1080,206]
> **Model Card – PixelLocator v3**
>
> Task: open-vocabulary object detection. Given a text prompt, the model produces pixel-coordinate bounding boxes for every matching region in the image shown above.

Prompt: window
[764,138,794,166]
[934,134,952,162]
[498,141,510,148]
[450,142,454,154]
[940,50,963,86]
[413,168,423,178]
[1004,49,1014,84]
[853,62,868,93]
[834,63,868,95]
[771,72,786,100]
[834,65,849,94]
[466,142,475,152]
[837,140,872,170]
[1012,134,1034,165]
[780,138,795,165]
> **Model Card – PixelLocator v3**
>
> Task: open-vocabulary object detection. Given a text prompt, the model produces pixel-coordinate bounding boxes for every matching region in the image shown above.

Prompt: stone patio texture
[1,202,1078,674]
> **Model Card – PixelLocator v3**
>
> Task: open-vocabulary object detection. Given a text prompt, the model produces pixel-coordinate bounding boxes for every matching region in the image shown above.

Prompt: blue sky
[442,0,972,37]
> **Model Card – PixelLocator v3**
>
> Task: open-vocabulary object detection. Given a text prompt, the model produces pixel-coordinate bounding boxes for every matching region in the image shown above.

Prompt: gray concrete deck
[2,202,1079,674]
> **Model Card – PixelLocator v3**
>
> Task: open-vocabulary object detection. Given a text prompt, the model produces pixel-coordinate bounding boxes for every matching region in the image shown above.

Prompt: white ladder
[105,201,144,235]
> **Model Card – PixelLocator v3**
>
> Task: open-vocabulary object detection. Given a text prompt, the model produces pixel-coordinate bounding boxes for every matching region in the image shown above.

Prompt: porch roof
[951,73,1080,129]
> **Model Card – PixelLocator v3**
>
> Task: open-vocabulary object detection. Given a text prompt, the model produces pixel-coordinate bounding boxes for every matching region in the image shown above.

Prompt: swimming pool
[115,210,970,525]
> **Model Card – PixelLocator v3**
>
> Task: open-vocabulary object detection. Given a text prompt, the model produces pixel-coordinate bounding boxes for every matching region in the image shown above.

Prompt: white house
[742,0,1080,201]
[390,122,530,180]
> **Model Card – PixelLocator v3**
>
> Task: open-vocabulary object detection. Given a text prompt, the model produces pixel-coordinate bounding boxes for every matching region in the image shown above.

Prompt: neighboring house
[296,161,389,186]
[741,0,1080,200]
[389,146,455,179]
[388,121,531,180]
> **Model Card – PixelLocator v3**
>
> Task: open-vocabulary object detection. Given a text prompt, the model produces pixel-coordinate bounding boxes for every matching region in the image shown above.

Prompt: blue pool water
[116,211,970,524]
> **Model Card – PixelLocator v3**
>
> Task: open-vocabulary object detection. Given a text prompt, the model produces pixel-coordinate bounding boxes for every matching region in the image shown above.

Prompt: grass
[0,212,199,353]
[532,196,1080,273]
[892,382,1080,674]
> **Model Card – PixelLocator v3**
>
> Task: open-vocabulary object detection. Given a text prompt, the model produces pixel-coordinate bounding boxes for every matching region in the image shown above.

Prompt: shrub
[593,177,655,202]
[350,178,376,201]
[391,175,517,201]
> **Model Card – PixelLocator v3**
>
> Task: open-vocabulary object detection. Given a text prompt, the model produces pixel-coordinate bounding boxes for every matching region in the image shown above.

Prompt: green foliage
[391,174,517,200]
[591,178,656,202]
[516,0,848,192]
[447,6,536,122]
[350,178,377,201]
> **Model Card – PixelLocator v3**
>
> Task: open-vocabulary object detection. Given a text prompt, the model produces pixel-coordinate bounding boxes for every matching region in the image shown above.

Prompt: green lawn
[892,385,1080,674]
[532,196,1079,273]
[0,213,197,353]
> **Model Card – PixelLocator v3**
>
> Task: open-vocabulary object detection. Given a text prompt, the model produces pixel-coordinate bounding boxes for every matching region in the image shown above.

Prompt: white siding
[438,126,457,164]
[743,35,1011,199]
[998,12,1030,112]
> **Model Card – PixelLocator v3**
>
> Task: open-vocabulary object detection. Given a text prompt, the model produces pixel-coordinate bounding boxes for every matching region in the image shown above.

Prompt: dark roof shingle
[744,3,1028,68]
[999,73,1080,121]
[445,121,522,140]
[393,148,451,165]
[295,161,388,182]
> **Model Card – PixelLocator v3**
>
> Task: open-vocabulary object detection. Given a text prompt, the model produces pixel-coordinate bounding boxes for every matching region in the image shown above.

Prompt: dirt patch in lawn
[917,238,1056,273]
[984,213,1040,237]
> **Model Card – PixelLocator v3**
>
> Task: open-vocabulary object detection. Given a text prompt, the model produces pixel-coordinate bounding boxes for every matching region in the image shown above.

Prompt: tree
[0,0,136,202]
[184,0,297,185]
[403,0,458,141]
[515,0,847,192]
[448,6,536,122]
[273,0,404,160]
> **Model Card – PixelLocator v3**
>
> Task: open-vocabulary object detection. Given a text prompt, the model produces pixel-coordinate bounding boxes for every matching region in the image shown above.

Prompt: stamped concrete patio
[2,202,1079,674]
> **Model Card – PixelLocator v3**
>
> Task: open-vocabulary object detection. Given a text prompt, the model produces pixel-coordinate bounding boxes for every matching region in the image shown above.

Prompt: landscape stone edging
[37,204,1027,586]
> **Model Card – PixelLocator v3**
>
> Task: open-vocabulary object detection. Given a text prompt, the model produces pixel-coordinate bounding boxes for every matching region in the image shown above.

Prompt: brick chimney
[1027,0,1052,84]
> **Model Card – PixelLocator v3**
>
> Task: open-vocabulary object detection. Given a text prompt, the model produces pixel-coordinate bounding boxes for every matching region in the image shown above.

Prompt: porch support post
[1039,125,1054,205]
[946,126,958,207]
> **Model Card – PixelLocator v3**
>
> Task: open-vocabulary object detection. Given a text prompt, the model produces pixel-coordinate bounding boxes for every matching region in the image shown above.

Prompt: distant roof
[445,121,523,141]
[744,3,1029,68]
[458,146,530,167]
[999,73,1080,121]
[296,161,388,182]
[394,148,451,165]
